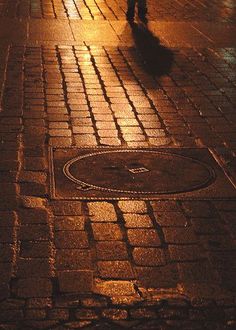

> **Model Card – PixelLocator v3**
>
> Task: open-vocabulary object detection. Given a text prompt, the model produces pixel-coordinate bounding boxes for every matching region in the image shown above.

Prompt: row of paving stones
[0,196,236,328]
[2,45,235,177]
[0,0,236,22]
[0,42,236,328]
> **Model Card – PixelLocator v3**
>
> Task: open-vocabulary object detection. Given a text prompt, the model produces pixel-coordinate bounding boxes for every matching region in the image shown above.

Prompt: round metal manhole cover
[63,149,215,195]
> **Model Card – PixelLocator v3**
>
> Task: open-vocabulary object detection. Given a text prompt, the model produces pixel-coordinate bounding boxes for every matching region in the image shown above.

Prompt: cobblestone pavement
[0,0,236,329]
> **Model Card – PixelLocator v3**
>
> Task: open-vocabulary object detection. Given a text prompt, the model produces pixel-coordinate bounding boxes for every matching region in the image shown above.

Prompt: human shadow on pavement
[129,21,174,77]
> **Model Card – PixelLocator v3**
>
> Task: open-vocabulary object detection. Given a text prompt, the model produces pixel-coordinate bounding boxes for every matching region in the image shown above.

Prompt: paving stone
[98,260,134,279]
[118,201,147,213]
[96,241,128,260]
[81,297,108,308]
[16,278,52,298]
[19,225,50,241]
[56,249,92,270]
[58,270,93,293]
[154,211,188,227]
[25,309,47,320]
[163,227,198,244]
[18,209,49,224]
[51,201,82,215]
[102,309,128,320]
[88,202,117,222]
[135,264,179,288]
[130,308,157,319]
[127,229,161,247]
[132,247,166,266]
[54,216,85,231]
[123,214,154,228]
[54,231,89,249]
[94,280,137,296]
[92,223,123,241]
[48,309,69,321]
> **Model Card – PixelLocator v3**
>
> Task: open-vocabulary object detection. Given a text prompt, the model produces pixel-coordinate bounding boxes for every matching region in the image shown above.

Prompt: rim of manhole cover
[62,149,216,195]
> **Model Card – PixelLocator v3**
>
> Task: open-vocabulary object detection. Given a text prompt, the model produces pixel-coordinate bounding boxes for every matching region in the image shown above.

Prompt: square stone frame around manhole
[49,147,236,201]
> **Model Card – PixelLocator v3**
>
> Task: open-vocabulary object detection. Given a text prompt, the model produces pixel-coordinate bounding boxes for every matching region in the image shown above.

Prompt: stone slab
[192,23,236,47]
[29,19,74,41]
[0,18,27,41]
[70,21,119,44]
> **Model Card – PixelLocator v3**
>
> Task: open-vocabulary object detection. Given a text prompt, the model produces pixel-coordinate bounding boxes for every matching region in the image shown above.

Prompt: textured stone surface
[0,1,236,328]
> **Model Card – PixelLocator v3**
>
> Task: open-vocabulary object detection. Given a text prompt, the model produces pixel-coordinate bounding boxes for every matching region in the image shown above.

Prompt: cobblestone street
[0,0,236,329]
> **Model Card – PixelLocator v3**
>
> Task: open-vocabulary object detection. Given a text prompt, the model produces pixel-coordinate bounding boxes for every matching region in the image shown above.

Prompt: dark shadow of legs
[129,22,174,77]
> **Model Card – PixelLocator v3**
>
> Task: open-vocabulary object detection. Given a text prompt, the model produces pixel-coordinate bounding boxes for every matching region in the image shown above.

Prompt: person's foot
[126,7,134,20]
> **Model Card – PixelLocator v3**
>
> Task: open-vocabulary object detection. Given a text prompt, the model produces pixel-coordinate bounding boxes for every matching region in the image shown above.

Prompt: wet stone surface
[1,0,236,328]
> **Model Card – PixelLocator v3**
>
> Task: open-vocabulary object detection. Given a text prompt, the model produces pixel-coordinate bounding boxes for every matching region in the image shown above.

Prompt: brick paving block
[19,225,50,241]
[23,320,59,329]
[130,308,158,319]
[19,196,46,209]
[48,308,69,320]
[17,258,52,277]
[0,282,10,300]
[54,216,85,231]
[16,278,52,298]
[49,137,72,147]
[118,201,147,213]
[25,309,46,320]
[18,209,48,224]
[24,146,45,158]
[151,201,182,213]
[127,229,161,247]
[75,309,99,320]
[0,227,15,244]
[19,182,47,196]
[50,201,82,215]
[102,309,128,320]
[169,245,205,262]
[181,201,216,218]
[154,211,188,227]
[24,157,47,171]
[58,270,93,293]
[92,223,123,241]
[94,280,137,296]
[81,297,108,308]
[96,241,128,260]
[54,231,89,249]
[190,217,224,235]
[178,261,220,284]
[0,244,14,263]
[98,261,134,279]
[56,249,92,270]
[163,227,198,244]
[19,171,47,184]
[100,137,121,145]
[0,211,17,226]
[135,265,179,288]
[88,202,117,222]
[0,183,17,196]
[0,310,23,322]
[26,298,52,309]
[123,214,153,228]
[132,247,166,266]
[0,160,19,172]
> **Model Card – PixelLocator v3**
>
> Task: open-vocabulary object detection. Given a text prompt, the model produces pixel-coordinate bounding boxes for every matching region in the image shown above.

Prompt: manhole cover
[50,147,236,200]
[63,149,214,194]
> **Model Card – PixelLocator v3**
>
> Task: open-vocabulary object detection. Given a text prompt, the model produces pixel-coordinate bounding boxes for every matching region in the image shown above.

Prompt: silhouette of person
[126,0,147,21]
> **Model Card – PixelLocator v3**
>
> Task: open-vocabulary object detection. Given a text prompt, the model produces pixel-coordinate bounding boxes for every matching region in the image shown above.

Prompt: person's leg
[126,0,136,19]
[138,0,147,17]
